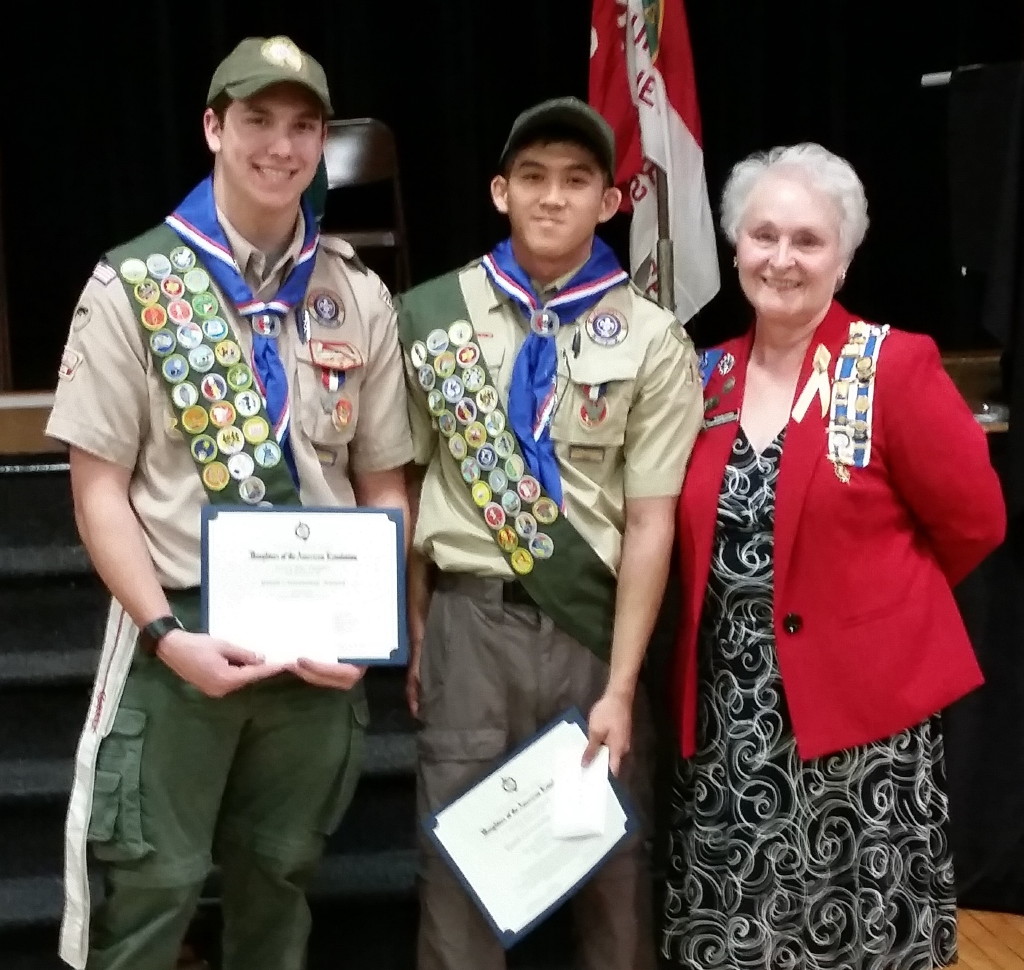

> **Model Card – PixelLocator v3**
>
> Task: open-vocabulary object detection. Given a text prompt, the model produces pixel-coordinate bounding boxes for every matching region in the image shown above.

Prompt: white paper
[550,744,609,839]
[427,717,628,940]
[203,508,401,663]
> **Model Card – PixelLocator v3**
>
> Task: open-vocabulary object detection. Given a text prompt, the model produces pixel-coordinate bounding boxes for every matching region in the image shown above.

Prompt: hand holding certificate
[423,709,636,948]
[201,506,407,665]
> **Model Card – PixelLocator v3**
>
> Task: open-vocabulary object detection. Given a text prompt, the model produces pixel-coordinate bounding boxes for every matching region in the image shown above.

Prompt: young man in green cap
[398,96,702,970]
[47,35,412,970]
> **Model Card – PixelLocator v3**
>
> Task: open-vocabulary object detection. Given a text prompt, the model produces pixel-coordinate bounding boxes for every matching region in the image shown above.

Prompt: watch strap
[138,614,184,654]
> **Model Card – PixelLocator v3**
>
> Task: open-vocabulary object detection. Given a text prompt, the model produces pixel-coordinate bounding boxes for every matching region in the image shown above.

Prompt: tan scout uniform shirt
[47,210,414,589]
[408,261,702,578]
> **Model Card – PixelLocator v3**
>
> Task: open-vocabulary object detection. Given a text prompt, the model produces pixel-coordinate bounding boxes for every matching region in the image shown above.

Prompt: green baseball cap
[207,36,333,116]
[499,96,616,178]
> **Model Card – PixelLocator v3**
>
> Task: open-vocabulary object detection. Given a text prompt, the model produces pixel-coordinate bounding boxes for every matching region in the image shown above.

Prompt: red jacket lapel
[772,301,857,595]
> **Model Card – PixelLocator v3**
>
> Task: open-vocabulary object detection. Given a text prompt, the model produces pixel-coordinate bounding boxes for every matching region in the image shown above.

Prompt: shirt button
[783,613,803,634]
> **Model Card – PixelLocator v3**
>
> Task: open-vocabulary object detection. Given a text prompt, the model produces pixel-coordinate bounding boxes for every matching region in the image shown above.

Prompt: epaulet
[319,234,368,274]
[627,278,658,304]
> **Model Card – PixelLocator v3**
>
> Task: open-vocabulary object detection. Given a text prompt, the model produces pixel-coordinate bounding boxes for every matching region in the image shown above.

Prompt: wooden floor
[959,909,1024,969]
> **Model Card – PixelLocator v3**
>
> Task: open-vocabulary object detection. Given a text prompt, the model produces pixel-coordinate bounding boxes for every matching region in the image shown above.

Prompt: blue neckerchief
[481,237,628,508]
[165,175,319,488]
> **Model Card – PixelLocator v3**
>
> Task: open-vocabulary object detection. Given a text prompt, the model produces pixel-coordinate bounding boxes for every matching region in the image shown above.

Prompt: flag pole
[654,163,675,312]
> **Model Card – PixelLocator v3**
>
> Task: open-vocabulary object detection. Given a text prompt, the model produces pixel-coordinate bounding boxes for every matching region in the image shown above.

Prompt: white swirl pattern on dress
[662,428,957,970]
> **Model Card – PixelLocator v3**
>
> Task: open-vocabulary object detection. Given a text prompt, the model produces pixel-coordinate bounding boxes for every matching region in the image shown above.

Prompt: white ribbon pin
[791,344,832,422]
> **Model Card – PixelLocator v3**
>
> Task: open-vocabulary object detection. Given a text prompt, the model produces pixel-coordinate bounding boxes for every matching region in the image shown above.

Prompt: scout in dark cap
[47,34,413,970]
[498,95,616,179]
[395,96,701,970]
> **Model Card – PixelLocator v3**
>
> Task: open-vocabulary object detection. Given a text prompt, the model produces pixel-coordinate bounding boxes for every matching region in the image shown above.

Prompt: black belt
[435,571,537,608]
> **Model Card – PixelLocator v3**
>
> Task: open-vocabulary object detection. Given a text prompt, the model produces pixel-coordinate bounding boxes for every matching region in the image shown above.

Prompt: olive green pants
[84,649,367,970]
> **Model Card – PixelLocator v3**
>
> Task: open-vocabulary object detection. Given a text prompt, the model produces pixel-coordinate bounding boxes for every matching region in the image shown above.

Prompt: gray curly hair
[719,142,869,262]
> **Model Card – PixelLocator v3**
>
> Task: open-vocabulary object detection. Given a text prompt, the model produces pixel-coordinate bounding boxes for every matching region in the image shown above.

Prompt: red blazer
[674,301,1006,759]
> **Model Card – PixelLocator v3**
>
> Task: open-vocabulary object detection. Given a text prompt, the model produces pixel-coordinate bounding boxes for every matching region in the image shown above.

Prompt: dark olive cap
[207,36,333,116]
[499,96,615,177]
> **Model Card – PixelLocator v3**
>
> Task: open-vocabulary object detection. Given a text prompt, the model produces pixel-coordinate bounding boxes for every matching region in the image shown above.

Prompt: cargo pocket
[88,707,154,862]
[315,692,370,836]
[417,727,508,811]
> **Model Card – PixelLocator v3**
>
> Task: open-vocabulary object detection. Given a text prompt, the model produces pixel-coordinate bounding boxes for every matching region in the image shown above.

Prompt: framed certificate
[422,708,637,948]
[200,505,406,665]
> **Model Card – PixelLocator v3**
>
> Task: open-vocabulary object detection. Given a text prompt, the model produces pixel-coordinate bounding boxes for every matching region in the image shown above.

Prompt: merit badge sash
[397,267,617,663]
[107,224,300,507]
[827,320,890,483]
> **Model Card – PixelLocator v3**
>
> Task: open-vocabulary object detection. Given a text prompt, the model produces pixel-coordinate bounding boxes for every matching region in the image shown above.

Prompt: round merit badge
[183,268,211,294]
[160,275,185,299]
[215,340,242,367]
[203,317,230,341]
[410,341,428,369]
[134,279,160,306]
[209,402,236,427]
[188,345,215,373]
[201,374,228,403]
[192,292,219,319]
[145,253,172,280]
[234,390,262,417]
[227,366,254,393]
[190,435,217,464]
[484,503,506,530]
[170,246,196,272]
[448,434,468,461]
[509,548,534,575]
[532,496,558,525]
[119,258,148,284]
[254,441,282,469]
[529,533,554,560]
[149,330,176,357]
[181,406,209,434]
[239,476,267,504]
[447,320,473,346]
[425,328,450,355]
[202,461,230,491]
[141,305,168,331]
[172,382,199,409]
[243,416,270,444]
[228,453,256,481]
[162,355,189,383]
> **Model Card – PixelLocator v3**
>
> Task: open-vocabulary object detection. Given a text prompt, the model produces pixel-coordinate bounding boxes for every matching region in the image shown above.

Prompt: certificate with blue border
[422,707,637,948]
[200,505,407,665]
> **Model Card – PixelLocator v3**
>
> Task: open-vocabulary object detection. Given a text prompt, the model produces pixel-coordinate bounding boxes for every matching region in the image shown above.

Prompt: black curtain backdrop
[3,0,1023,911]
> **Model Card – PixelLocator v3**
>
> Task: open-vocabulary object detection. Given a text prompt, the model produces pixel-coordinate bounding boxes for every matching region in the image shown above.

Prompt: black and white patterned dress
[662,429,958,970]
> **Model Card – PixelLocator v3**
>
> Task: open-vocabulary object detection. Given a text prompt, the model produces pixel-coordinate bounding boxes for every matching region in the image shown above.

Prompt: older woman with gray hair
[661,143,1005,969]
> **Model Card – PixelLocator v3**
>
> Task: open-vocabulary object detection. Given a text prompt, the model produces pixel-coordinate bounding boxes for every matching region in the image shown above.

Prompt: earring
[836,270,847,290]
[732,255,738,268]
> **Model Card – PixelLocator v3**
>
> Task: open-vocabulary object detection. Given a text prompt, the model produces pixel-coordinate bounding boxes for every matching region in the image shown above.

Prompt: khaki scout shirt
[407,261,701,578]
[47,210,414,589]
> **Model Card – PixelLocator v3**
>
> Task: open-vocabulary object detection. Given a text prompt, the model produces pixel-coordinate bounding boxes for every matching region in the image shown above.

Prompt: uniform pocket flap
[108,707,147,737]
[92,768,121,794]
[417,727,506,764]
[563,358,638,385]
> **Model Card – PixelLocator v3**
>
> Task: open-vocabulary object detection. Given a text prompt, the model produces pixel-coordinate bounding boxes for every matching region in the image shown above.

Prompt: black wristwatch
[138,615,184,654]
